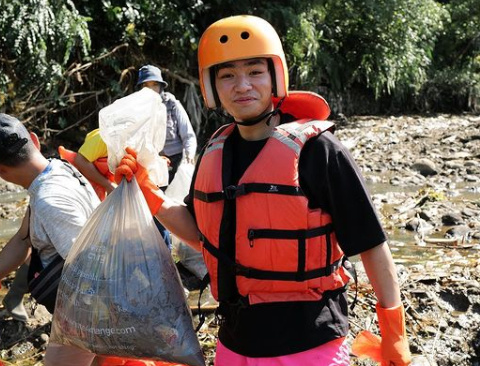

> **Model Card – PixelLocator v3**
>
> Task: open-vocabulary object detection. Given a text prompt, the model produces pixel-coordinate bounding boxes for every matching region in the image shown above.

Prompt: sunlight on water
[0,190,27,204]
[0,189,27,242]
[0,218,22,241]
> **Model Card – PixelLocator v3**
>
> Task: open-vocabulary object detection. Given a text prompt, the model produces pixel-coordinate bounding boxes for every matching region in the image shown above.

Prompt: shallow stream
[0,190,27,241]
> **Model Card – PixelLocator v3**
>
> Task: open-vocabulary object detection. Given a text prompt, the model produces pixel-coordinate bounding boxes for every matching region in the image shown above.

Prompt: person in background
[59,64,197,201]
[115,15,411,366]
[2,127,111,324]
[0,113,100,366]
[58,133,171,250]
[58,130,115,202]
[137,65,197,183]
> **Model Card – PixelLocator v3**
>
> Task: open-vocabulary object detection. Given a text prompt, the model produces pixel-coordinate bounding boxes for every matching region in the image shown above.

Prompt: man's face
[215,58,272,121]
[143,81,161,93]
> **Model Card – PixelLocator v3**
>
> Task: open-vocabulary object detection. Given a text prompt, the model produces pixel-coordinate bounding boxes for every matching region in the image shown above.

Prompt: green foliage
[0,0,91,102]
[314,0,448,100]
[434,0,480,68]
[1,0,479,146]
[424,0,480,111]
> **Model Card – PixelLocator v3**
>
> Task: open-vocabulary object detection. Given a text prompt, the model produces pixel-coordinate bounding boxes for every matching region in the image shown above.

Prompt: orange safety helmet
[198,15,289,109]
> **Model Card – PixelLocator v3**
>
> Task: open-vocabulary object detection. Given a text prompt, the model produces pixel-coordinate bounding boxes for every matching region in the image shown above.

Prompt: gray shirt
[27,159,100,267]
[161,92,197,159]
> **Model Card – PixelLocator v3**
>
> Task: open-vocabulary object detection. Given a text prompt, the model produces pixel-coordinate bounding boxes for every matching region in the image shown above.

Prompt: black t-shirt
[186,116,386,357]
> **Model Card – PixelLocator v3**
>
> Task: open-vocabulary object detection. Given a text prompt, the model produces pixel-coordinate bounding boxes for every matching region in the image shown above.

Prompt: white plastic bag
[51,179,205,366]
[165,162,207,280]
[165,161,194,204]
[99,87,169,187]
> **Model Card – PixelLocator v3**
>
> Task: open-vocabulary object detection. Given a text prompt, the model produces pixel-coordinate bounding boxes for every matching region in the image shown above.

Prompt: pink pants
[214,337,350,366]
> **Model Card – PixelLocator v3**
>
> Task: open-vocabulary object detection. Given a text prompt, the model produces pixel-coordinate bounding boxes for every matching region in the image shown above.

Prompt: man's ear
[30,132,41,151]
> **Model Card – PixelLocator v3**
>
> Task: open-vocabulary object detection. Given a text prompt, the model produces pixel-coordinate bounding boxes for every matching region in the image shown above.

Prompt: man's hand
[160,156,171,167]
[114,147,166,215]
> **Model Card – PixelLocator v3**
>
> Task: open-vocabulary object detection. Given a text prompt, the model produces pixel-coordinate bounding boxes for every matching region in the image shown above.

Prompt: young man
[137,65,197,183]
[115,15,411,366]
[0,113,100,366]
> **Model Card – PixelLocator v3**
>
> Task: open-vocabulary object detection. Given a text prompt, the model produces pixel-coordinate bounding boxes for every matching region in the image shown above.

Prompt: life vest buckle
[224,184,246,200]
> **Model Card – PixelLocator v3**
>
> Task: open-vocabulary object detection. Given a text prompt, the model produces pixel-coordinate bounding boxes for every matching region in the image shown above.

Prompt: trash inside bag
[165,162,207,280]
[51,179,205,366]
[99,87,169,187]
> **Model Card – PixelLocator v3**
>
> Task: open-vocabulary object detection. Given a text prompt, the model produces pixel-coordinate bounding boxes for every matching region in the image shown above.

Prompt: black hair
[0,140,34,167]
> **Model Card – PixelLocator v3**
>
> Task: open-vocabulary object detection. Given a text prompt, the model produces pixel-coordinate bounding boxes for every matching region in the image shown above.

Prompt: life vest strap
[235,256,344,282]
[194,182,305,202]
[199,230,342,282]
[248,223,333,240]
[199,232,237,274]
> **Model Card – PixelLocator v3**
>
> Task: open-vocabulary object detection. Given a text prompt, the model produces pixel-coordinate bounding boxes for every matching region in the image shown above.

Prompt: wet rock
[465,174,480,182]
[445,225,472,238]
[406,218,422,231]
[442,213,465,225]
[411,158,437,176]
[461,207,478,217]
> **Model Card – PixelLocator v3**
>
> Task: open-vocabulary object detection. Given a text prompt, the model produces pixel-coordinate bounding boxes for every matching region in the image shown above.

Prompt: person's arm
[74,153,116,194]
[174,101,197,164]
[360,242,401,308]
[0,210,31,280]
[361,242,411,366]
[156,200,201,251]
[300,134,411,365]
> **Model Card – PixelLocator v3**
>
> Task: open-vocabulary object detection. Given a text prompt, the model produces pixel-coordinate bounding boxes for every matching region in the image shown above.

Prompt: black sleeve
[298,131,387,257]
[184,183,195,219]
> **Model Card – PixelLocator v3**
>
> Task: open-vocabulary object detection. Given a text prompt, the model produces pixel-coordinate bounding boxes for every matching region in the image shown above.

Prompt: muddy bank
[0,113,479,365]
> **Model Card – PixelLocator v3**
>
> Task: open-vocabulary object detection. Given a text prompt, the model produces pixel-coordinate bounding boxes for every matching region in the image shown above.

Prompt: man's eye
[218,73,233,79]
[251,69,265,76]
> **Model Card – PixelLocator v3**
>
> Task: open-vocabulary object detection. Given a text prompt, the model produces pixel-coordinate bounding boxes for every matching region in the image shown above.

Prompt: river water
[1,179,479,266]
[0,190,27,242]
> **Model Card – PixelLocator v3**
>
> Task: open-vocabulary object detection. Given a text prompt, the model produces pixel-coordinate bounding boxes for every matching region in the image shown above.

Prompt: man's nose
[234,75,252,92]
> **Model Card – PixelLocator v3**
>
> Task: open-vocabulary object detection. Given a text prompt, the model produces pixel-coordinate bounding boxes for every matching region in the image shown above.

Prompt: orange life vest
[193,118,351,305]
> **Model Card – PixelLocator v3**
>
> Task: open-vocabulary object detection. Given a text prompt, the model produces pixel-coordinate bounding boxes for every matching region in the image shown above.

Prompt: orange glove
[376,303,412,366]
[352,304,411,365]
[351,330,383,363]
[114,147,165,215]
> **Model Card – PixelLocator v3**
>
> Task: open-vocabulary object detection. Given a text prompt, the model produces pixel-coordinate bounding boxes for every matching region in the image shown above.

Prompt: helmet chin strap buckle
[235,97,285,127]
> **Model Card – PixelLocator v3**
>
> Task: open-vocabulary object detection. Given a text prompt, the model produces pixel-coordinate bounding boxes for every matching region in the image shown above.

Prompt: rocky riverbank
[0,113,479,365]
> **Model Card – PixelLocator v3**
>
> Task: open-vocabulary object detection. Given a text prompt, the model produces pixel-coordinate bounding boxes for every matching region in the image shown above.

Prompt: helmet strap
[234,110,275,126]
[210,68,222,108]
[267,59,278,97]
[265,96,285,126]
[235,97,285,127]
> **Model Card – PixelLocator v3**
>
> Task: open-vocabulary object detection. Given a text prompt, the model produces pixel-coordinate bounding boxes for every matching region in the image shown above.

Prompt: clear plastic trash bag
[50,179,205,366]
[165,162,207,280]
[165,161,194,204]
[99,87,169,187]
